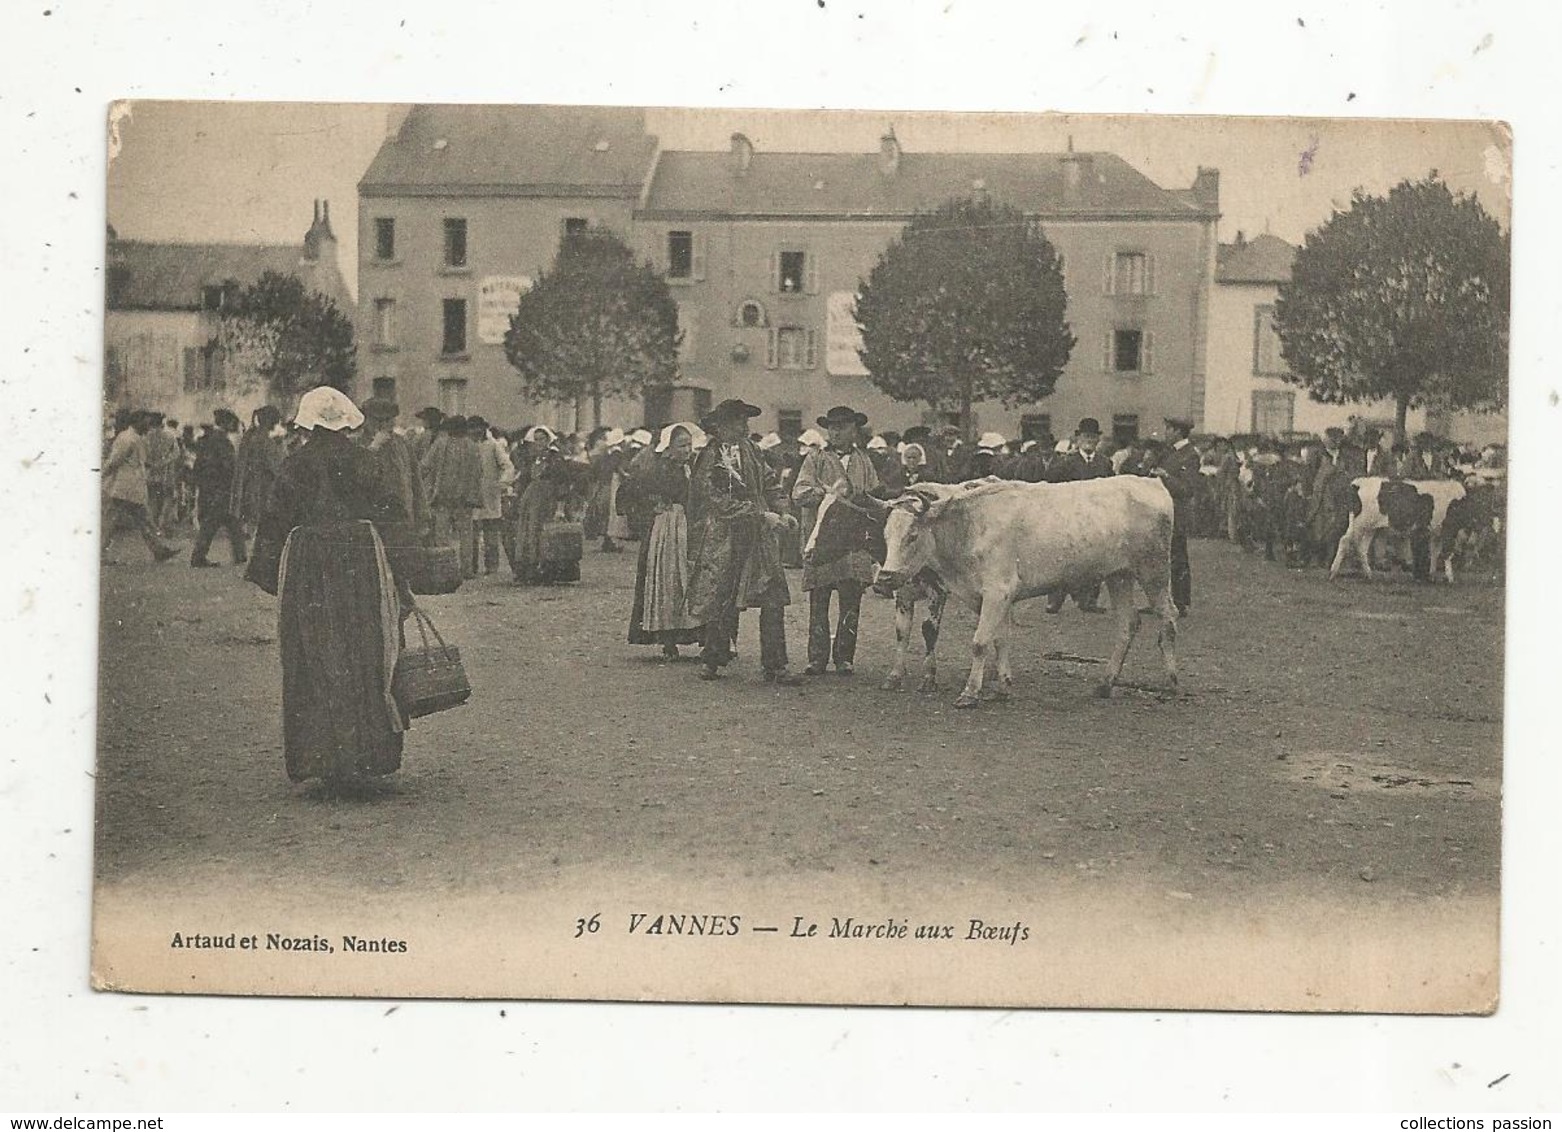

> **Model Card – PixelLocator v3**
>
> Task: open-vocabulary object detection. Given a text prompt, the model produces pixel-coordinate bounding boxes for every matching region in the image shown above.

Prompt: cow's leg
[954,594,1008,709]
[1097,572,1142,698]
[882,587,916,691]
[1140,564,1181,694]
[1328,526,1354,580]
[1433,533,1450,583]
[919,587,947,693]
[984,607,1018,700]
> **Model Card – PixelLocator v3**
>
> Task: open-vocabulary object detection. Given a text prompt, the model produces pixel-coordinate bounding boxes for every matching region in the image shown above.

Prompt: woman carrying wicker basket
[245,386,416,788]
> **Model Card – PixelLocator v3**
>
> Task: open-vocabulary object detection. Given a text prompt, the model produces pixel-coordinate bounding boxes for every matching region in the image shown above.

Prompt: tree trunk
[592,381,603,431]
[960,375,973,443]
[1395,394,1409,444]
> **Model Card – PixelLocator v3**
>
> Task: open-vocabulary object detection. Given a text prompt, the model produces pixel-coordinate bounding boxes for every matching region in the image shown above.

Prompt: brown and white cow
[1329,476,1468,583]
[874,477,1180,707]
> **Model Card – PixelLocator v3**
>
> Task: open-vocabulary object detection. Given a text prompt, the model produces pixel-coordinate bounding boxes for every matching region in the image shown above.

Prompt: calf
[1329,476,1467,582]
[875,477,1180,707]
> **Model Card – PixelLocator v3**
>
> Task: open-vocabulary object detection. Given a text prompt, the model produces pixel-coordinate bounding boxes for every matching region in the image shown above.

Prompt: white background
[1,0,1557,1112]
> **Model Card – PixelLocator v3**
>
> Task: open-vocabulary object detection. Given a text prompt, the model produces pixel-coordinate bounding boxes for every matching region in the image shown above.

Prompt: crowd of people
[101,389,1505,790]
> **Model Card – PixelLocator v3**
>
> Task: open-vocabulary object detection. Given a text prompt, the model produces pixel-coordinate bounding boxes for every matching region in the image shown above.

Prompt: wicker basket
[393,608,471,719]
[399,543,464,595]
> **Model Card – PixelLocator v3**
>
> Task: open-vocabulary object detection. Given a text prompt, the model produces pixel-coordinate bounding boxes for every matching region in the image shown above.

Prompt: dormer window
[737,300,767,328]
[201,284,232,312]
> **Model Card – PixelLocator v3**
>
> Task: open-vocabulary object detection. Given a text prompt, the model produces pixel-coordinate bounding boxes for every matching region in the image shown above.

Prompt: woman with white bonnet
[625,422,708,659]
[245,385,416,790]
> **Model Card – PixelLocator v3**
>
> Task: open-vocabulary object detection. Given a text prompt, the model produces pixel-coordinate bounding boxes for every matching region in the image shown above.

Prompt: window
[668,231,693,279]
[183,339,225,392]
[563,217,588,237]
[374,218,396,261]
[373,298,396,347]
[1111,414,1140,446]
[1110,251,1151,295]
[1106,250,1154,296]
[738,300,767,328]
[1251,390,1295,436]
[767,326,817,370]
[1020,413,1053,442]
[1104,327,1153,374]
[438,378,467,416]
[201,284,227,312]
[777,410,803,441]
[1253,304,1285,375]
[443,219,468,269]
[442,298,467,355]
[778,250,806,293]
[372,377,397,401]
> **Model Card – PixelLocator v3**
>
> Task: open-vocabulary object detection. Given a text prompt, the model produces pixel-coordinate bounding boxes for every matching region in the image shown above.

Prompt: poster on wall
[477,275,532,344]
[826,289,869,376]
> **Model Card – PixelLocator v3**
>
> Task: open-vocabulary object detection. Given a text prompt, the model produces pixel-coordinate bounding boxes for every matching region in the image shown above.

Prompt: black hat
[1076,417,1102,437]
[441,415,469,433]
[466,415,490,432]
[213,408,241,431]
[817,405,869,428]
[902,425,933,442]
[701,398,762,429]
[415,406,444,424]
[1164,416,1194,434]
[361,396,400,421]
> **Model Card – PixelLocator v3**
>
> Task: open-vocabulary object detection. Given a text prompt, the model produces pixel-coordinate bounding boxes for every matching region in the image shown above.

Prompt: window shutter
[1142,331,1155,375]
[183,347,198,392]
[693,233,707,281]
[769,251,779,293]
[1104,252,1116,296]
[805,329,818,369]
[1102,330,1113,372]
[805,253,819,295]
[1146,254,1157,296]
[766,328,779,369]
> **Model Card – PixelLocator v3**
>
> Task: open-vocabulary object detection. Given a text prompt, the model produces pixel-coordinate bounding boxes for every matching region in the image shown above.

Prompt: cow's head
[873,485,951,593]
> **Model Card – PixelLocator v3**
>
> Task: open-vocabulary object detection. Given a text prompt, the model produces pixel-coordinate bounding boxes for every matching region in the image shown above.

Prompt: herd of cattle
[808,470,1504,708]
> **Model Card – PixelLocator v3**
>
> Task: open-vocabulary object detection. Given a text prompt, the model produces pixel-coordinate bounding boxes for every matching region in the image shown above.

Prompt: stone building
[357,106,1220,442]
[104,203,349,427]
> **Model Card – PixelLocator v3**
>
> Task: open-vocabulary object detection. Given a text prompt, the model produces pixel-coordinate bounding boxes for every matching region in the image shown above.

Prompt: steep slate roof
[1216,233,1296,284]
[106,240,339,311]
[360,104,657,198]
[640,150,1211,220]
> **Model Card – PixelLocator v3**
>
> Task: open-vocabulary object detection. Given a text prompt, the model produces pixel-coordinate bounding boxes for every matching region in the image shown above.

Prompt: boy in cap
[420,414,484,576]
[1153,417,1201,615]
[793,406,880,676]
[360,396,427,569]
[685,399,801,684]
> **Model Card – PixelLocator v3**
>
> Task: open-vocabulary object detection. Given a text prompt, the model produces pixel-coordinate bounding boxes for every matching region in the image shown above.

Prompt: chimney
[1234,230,1246,247]
[1192,166,1220,211]
[1060,148,1092,204]
[303,198,337,262]
[879,126,901,176]
[730,132,754,176]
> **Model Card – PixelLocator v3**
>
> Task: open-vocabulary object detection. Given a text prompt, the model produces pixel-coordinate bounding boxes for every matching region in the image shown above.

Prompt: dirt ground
[95,531,1502,917]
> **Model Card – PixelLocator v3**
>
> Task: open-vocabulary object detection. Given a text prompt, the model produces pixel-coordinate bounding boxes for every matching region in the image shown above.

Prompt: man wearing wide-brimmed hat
[189,408,246,568]
[360,395,428,568]
[793,406,881,676]
[685,399,802,684]
[420,413,484,578]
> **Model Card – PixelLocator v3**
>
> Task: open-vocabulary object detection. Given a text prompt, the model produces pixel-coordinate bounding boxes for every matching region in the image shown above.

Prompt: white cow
[875,477,1180,707]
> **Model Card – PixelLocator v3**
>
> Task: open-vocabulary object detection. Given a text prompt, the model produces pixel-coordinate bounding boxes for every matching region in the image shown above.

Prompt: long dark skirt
[628,506,704,647]
[513,480,564,584]
[277,521,405,783]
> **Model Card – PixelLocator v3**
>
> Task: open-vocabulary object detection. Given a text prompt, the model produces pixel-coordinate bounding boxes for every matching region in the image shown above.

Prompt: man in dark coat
[684,399,801,685]
[189,409,245,567]
[1045,417,1115,613]
[1154,416,1202,616]
[360,396,428,569]
[1308,426,1367,568]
